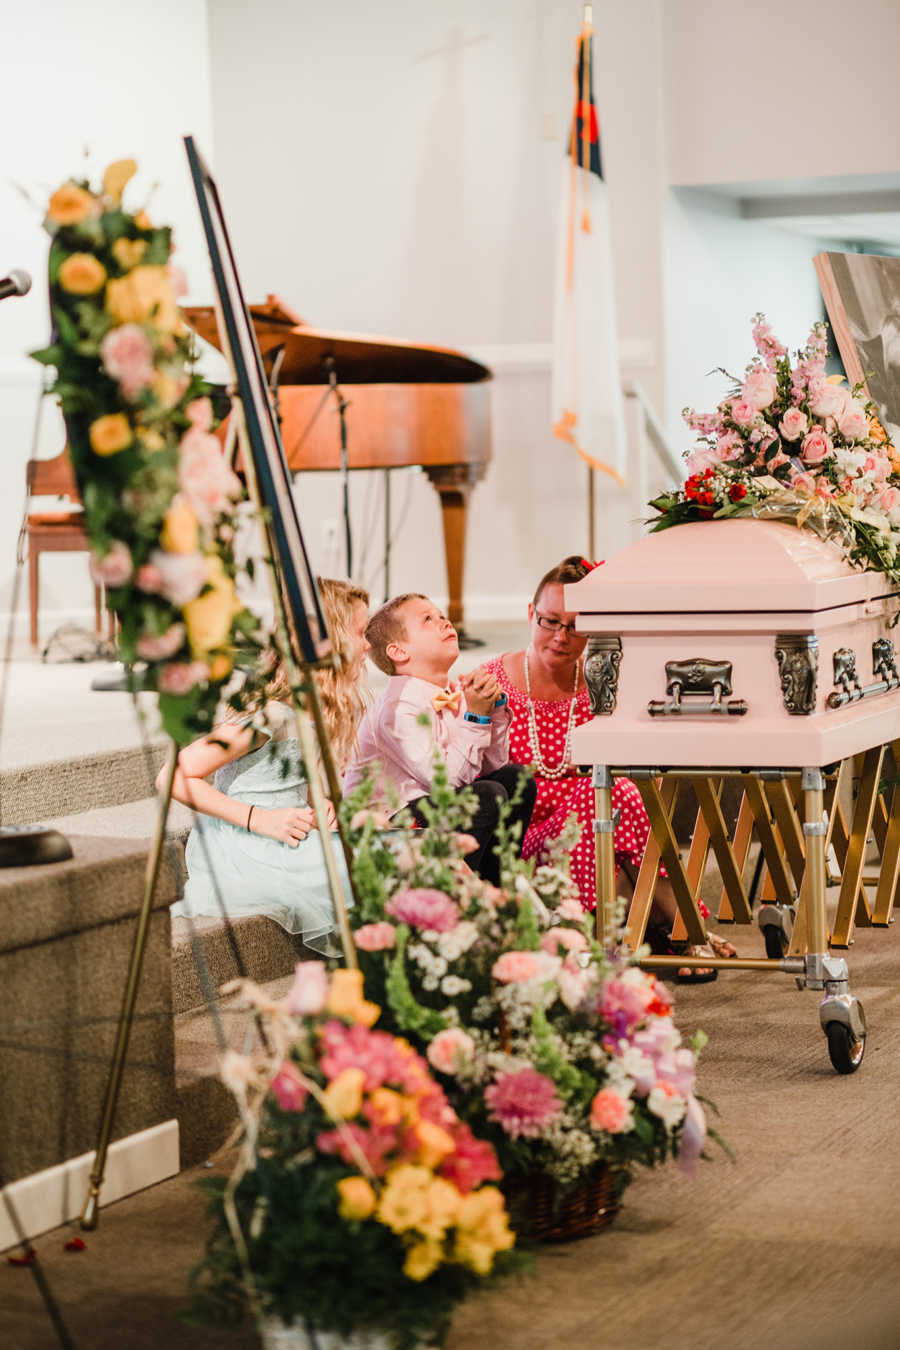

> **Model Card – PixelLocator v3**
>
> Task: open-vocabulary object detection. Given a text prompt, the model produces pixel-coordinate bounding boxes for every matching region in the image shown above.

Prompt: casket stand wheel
[825,1021,866,1074]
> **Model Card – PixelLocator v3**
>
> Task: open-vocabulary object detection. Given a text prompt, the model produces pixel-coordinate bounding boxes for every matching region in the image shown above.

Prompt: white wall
[664,0,900,186]
[0,0,214,632]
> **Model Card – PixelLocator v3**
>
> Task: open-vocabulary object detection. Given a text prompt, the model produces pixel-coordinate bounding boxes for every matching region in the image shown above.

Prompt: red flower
[698,491,715,506]
[729,482,747,502]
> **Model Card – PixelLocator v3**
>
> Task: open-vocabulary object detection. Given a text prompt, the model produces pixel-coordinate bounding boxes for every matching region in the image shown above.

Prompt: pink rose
[89,540,132,587]
[283,960,329,1015]
[730,399,759,428]
[800,427,833,463]
[353,922,397,952]
[715,430,743,461]
[185,396,214,431]
[178,428,242,527]
[540,927,588,957]
[789,468,817,494]
[741,368,777,410]
[556,898,586,921]
[136,622,186,661]
[148,548,208,605]
[836,401,869,442]
[685,445,721,475]
[158,660,208,694]
[426,1027,475,1075]
[135,562,163,593]
[590,1088,632,1134]
[492,951,540,983]
[100,324,155,399]
[778,407,809,442]
[877,486,900,513]
[807,380,847,418]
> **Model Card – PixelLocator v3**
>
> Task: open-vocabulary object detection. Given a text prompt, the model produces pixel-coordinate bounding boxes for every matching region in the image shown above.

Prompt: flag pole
[584,1,594,559]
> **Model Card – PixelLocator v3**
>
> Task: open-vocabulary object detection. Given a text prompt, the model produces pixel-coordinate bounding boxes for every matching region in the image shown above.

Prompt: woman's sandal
[674,930,738,983]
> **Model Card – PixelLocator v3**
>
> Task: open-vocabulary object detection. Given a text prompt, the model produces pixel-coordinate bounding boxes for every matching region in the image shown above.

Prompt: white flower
[440,975,472,996]
[648,1083,687,1130]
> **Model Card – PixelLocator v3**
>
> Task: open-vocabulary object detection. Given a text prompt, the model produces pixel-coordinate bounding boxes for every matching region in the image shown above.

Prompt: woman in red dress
[482,556,735,979]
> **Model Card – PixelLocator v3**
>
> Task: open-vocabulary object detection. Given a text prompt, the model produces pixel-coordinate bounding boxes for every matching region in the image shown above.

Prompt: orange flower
[58,253,107,295]
[106,265,178,332]
[47,182,95,225]
[102,159,137,207]
[89,413,132,456]
[325,969,380,1027]
[159,497,200,554]
[112,238,147,271]
[336,1176,376,1221]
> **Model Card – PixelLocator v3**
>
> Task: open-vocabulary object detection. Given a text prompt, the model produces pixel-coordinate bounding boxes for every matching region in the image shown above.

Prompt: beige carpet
[3,920,900,1350]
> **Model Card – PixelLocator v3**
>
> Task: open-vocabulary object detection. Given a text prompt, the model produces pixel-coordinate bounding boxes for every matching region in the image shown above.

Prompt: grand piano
[184,297,492,635]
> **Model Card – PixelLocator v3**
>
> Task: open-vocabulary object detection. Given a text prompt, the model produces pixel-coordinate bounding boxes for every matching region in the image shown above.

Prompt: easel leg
[81,740,177,1229]
[593,766,617,944]
[831,746,882,947]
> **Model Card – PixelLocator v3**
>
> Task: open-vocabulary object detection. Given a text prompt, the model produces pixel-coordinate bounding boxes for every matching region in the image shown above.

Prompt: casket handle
[647,657,748,718]
[826,639,900,708]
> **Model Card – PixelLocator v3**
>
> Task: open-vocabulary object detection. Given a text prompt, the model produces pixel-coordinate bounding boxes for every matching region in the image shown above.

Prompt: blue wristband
[463,711,492,725]
[493,693,508,709]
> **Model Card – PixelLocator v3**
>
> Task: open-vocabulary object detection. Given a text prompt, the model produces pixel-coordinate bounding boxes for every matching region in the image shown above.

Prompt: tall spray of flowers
[650,314,900,588]
[32,160,262,743]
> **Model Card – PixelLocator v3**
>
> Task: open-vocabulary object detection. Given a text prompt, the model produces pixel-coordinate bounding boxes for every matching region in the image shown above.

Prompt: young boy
[344,593,535,884]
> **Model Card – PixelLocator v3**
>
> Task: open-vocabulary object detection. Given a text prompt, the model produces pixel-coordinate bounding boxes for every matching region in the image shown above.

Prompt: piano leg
[425,463,486,648]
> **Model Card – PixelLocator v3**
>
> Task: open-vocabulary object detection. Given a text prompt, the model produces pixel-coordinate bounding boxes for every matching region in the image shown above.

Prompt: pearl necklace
[523,648,580,780]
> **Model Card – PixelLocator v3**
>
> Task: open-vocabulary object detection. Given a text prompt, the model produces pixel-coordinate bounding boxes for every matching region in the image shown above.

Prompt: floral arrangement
[341,762,711,1210]
[649,313,900,586]
[31,160,261,743]
[188,964,520,1350]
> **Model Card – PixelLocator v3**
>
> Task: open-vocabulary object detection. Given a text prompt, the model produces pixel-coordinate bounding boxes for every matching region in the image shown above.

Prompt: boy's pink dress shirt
[343,676,511,811]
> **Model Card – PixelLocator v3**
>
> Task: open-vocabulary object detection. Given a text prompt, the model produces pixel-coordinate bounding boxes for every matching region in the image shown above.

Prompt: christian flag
[552,15,626,483]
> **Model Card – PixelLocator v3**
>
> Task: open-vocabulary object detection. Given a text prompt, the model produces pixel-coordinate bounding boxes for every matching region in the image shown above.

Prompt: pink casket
[566,519,900,769]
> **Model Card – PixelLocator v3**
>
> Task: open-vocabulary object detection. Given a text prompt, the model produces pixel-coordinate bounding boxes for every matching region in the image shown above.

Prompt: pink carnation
[354,922,397,952]
[158,660,208,694]
[148,548,208,605]
[485,1066,561,1139]
[427,1027,476,1075]
[742,368,777,410]
[590,1088,632,1134]
[270,1060,308,1113]
[100,324,155,399]
[386,887,459,932]
[492,950,540,983]
[89,540,133,588]
[136,622,185,661]
[801,427,833,464]
[283,960,329,1015]
[319,1020,428,1096]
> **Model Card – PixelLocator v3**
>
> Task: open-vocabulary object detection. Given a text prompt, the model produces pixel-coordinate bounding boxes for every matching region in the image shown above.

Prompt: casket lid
[565,519,895,614]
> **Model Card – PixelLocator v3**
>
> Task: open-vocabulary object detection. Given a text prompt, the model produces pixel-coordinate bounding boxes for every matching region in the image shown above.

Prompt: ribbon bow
[432,687,462,714]
[579,557,603,572]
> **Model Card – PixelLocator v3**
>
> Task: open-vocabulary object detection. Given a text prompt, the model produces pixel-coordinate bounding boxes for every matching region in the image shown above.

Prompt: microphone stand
[324,356,352,577]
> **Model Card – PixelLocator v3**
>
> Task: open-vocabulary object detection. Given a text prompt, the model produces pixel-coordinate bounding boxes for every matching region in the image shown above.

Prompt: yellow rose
[417,1177,461,1240]
[112,238,147,271]
[321,1067,366,1122]
[58,253,107,296]
[336,1176,376,1222]
[403,1240,442,1282]
[102,158,137,206]
[183,555,240,655]
[106,265,178,333]
[135,210,152,230]
[136,426,166,452]
[47,182,95,225]
[453,1234,495,1275]
[325,969,380,1027]
[89,413,132,457]
[160,498,200,555]
[207,652,233,682]
[413,1120,455,1170]
[456,1187,514,1259]
[376,1165,431,1234]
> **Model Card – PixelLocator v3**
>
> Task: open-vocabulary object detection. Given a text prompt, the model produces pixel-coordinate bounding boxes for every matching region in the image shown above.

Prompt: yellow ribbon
[432,687,462,714]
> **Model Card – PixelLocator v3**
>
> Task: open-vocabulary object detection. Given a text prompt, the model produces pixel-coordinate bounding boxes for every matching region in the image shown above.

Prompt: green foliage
[385,926,448,1038]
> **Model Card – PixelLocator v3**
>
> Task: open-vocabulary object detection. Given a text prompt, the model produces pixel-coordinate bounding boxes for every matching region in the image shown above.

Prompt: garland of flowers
[31,159,262,744]
[649,313,900,589]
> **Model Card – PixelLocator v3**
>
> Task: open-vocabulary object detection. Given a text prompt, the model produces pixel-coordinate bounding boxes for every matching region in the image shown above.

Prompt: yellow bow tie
[432,687,462,713]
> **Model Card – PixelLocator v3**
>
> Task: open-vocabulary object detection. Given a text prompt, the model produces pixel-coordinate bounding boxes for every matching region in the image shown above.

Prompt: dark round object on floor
[0,825,73,868]
[825,1021,866,1074]
[502,1164,619,1242]
[762,924,789,959]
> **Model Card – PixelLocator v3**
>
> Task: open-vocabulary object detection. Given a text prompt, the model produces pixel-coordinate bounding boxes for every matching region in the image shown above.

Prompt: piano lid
[183,297,490,386]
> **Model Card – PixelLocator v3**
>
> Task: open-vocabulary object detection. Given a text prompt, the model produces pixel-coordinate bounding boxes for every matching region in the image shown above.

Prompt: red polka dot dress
[484,656,656,912]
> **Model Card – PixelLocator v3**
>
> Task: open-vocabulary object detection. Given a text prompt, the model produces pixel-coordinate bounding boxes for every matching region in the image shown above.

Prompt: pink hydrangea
[158,660,208,694]
[427,1027,475,1075]
[270,1060,308,1112]
[178,428,242,527]
[89,540,133,587]
[100,324,155,399]
[485,1066,561,1139]
[590,1088,633,1134]
[354,922,397,952]
[148,548,208,605]
[282,960,329,1015]
[386,888,459,932]
[136,622,185,661]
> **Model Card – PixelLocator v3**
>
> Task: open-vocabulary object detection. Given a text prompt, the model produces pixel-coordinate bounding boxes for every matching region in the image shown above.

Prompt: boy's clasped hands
[457,665,503,716]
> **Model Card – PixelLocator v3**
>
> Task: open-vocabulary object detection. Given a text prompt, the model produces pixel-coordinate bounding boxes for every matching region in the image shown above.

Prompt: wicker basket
[502,1164,619,1243]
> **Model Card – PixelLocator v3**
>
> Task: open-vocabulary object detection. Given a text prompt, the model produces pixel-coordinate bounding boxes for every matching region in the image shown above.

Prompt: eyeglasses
[534,612,579,637]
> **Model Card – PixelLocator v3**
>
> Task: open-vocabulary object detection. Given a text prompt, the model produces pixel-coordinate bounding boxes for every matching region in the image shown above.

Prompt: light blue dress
[171,702,352,953]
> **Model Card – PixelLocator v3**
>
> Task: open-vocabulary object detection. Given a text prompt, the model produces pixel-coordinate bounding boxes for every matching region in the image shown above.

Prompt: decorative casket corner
[583,636,622,715]
[775,634,818,716]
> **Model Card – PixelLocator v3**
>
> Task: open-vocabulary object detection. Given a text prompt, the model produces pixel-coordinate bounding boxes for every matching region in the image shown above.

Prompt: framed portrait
[184,135,329,665]
[814,250,900,444]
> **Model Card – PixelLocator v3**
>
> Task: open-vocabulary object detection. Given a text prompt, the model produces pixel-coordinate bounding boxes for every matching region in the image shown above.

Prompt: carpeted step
[2,740,169,826]
[171,913,304,1015]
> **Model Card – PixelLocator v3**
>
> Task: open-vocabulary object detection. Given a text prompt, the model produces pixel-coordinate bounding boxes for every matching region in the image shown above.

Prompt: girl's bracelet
[246,805,256,832]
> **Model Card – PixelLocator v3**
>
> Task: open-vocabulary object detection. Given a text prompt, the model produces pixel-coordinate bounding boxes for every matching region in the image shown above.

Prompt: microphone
[0,270,32,301]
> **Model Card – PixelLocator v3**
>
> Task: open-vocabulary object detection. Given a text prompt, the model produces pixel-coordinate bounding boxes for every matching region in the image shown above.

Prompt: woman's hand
[251,806,316,846]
